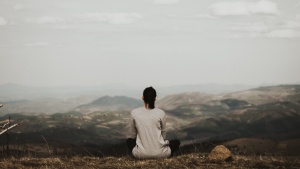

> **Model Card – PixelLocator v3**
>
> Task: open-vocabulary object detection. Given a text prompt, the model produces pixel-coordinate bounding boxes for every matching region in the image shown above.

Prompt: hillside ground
[0,153,299,169]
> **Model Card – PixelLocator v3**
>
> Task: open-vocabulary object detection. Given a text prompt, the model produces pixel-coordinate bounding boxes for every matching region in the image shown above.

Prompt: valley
[0,84,300,157]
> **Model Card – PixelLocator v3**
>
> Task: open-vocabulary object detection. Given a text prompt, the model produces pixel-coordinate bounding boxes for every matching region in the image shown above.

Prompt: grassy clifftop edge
[0,153,299,169]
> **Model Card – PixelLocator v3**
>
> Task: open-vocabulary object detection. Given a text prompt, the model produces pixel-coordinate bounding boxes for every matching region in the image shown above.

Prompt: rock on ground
[208,145,233,161]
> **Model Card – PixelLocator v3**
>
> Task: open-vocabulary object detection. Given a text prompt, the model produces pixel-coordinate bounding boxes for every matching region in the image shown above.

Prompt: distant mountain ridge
[157,84,300,112]
[160,85,300,143]
[157,92,217,111]
[75,95,143,113]
[1,84,300,156]
[0,83,257,101]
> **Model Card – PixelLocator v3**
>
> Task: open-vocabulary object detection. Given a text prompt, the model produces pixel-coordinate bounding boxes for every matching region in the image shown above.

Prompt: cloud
[154,0,179,5]
[25,16,64,24]
[25,42,49,47]
[24,13,143,25]
[77,13,143,24]
[282,20,300,29]
[52,25,78,30]
[229,22,270,33]
[196,14,217,19]
[228,21,300,39]
[0,16,7,26]
[266,29,300,38]
[211,0,279,16]
[0,44,10,47]
[13,4,25,10]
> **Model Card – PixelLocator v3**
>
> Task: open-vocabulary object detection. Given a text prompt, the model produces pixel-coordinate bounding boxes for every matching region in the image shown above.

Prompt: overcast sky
[0,0,300,87]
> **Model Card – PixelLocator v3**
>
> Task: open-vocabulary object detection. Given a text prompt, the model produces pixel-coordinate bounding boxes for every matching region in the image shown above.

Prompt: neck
[144,103,155,109]
[144,103,150,109]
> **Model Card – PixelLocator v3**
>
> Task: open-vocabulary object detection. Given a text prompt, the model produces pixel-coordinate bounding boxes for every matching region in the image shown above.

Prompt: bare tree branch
[1,121,10,129]
[0,123,19,135]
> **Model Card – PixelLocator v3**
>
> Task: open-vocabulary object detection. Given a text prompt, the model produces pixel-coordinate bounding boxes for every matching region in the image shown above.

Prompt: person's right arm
[128,114,137,139]
[161,114,167,140]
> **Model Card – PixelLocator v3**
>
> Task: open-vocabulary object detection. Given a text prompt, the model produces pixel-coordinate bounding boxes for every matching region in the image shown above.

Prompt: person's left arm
[161,114,167,140]
[128,114,137,139]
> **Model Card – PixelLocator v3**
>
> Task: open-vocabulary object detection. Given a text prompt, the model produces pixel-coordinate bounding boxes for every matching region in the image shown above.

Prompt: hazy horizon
[0,81,292,89]
[1,0,300,87]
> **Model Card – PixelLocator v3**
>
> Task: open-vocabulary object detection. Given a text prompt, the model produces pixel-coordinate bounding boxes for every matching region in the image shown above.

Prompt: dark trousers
[126,138,180,157]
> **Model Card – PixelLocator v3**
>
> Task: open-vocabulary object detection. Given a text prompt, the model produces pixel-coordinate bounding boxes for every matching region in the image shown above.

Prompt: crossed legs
[126,138,180,157]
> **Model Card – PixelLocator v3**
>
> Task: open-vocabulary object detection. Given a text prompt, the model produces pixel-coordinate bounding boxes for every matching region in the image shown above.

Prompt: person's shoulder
[155,108,166,115]
[131,107,144,112]
[131,107,144,115]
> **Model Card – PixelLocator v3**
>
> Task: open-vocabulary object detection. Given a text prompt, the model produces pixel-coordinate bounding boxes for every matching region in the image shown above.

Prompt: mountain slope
[158,85,300,142]
[222,85,300,105]
[0,96,98,115]
[75,96,143,113]
[2,84,300,156]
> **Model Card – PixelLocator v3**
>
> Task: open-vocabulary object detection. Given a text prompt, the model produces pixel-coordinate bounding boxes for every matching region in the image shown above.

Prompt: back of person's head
[143,86,157,109]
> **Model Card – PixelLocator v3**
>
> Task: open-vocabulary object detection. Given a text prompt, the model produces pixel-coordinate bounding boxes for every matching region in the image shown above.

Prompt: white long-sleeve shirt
[128,107,171,159]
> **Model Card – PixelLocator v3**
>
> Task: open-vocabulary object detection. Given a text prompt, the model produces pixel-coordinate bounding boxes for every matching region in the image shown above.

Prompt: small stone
[208,145,233,162]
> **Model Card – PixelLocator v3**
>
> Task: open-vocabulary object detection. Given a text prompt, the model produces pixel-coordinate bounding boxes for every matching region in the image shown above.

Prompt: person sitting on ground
[126,86,180,159]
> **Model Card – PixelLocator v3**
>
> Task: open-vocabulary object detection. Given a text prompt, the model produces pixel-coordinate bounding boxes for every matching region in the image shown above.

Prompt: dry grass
[0,153,299,169]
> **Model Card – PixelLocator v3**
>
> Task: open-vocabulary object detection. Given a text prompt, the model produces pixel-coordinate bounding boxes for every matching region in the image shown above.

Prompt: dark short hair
[143,86,157,109]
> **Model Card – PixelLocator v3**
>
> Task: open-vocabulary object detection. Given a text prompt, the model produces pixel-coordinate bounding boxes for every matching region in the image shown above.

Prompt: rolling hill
[0,95,98,116]
[1,84,300,156]
[162,85,300,144]
[75,95,143,113]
